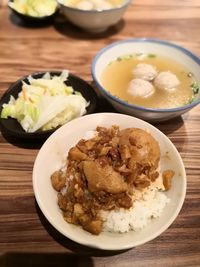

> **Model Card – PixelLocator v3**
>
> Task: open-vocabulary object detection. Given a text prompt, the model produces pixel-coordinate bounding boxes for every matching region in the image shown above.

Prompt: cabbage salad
[1,71,88,133]
[9,0,57,17]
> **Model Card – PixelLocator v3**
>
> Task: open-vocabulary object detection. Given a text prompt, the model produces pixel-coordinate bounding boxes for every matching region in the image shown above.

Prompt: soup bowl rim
[91,38,200,113]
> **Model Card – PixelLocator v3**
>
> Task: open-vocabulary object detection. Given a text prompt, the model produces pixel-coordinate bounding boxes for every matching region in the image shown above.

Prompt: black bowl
[0,71,97,141]
[8,0,58,24]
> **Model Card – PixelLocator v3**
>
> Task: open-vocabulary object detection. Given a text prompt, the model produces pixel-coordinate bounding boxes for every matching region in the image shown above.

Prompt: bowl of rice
[33,113,186,250]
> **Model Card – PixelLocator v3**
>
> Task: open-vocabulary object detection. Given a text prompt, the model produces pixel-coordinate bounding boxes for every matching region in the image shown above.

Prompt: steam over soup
[100,54,199,109]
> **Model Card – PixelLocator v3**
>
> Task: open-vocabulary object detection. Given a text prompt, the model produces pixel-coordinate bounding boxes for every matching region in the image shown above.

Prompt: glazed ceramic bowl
[33,113,186,250]
[92,38,200,122]
[57,0,132,33]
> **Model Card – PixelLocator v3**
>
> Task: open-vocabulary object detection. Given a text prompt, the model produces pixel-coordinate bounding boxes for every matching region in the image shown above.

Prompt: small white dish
[33,113,186,250]
[57,0,132,33]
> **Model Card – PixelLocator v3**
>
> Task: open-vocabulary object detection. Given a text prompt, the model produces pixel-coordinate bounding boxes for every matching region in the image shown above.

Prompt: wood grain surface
[0,0,200,266]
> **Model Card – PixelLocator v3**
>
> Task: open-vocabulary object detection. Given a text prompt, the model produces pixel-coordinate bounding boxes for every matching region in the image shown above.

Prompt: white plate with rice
[33,113,186,250]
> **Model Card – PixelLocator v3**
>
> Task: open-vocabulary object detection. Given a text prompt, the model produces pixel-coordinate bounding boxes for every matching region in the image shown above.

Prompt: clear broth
[101,54,195,109]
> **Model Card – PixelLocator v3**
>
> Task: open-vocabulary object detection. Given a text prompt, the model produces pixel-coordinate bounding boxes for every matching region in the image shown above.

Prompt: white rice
[101,187,169,233]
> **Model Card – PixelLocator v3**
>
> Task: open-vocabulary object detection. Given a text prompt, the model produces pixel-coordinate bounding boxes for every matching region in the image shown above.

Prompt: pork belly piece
[83,160,128,194]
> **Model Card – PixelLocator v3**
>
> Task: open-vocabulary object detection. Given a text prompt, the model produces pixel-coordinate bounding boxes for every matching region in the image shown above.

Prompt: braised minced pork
[51,126,173,235]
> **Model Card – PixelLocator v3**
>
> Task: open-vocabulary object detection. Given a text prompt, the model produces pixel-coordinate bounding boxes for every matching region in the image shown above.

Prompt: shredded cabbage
[9,0,57,17]
[1,71,88,133]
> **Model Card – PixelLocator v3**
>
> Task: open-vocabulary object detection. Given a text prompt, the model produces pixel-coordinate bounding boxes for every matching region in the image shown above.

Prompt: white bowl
[92,39,200,122]
[57,0,131,33]
[33,113,186,250]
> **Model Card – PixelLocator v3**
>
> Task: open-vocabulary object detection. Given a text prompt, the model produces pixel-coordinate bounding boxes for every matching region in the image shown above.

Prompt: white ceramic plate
[33,113,186,250]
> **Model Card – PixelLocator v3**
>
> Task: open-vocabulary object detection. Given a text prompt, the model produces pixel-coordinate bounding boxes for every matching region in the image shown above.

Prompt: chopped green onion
[116,54,133,61]
[136,52,143,57]
[117,57,122,62]
[185,96,195,105]
[191,82,200,94]
[148,53,156,58]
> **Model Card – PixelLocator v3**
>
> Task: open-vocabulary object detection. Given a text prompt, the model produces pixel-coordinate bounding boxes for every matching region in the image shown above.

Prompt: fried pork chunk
[51,126,168,235]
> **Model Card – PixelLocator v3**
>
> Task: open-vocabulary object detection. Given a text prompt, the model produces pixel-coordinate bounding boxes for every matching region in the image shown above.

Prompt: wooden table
[0,1,200,266]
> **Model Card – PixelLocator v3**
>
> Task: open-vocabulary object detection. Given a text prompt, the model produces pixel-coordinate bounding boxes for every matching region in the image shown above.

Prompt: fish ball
[95,0,112,10]
[154,71,180,90]
[76,1,94,10]
[128,78,155,98]
[132,63,158,81]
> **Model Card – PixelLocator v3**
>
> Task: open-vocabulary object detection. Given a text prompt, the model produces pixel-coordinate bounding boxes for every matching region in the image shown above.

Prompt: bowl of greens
[8,0,58,23]
[0,71,97,140]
